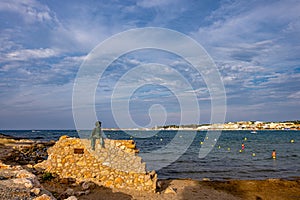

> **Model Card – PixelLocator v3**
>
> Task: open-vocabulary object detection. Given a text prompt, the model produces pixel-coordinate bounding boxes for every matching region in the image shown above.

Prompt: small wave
[31,136,45,139]
[165,169,234,174]
[248,169,278,173]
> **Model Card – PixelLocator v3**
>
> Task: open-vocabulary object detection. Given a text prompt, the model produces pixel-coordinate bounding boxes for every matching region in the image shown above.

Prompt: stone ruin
[35,136,157,192]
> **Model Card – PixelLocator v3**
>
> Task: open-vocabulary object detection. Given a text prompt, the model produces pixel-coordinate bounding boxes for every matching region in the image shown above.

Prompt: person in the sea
[241,143,245,151]
[90,121,104,150]
[272,149,276,159]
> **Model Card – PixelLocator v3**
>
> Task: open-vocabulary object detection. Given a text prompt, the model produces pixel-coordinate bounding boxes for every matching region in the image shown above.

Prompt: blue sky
[0,0,299,129]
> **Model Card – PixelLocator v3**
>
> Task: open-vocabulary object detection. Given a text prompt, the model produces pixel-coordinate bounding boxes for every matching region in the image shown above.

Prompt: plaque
[74,148,84,154]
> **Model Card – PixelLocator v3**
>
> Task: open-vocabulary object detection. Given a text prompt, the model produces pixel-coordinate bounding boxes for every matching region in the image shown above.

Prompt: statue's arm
[90,128,96,138]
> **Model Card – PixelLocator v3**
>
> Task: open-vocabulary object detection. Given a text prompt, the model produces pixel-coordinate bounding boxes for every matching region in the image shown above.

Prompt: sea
[1,130,299,181]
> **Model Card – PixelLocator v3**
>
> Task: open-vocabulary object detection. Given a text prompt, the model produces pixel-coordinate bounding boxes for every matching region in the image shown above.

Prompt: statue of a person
[90,121,104,150]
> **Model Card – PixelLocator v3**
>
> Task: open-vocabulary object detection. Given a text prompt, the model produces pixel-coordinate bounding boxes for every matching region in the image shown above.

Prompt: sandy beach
[0,133,299,200]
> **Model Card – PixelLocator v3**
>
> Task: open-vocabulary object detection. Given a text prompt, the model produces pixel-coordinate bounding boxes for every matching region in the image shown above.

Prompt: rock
[59,188,75,200]
[0,161,56,199]
[0,161,10,169]
[157,181,162,189]
[104,180,113,188]
[125,144,136,149]
[164,186,177,194]
[115,177,124,185]
[69,178,76,184]
[75,191,86,196]
[149,170,156,178]
[59,135,69,140]
[202,178,210,181]
[33,194,53,200]
[31,187,41,195]
[64,188,75,196]
[27,164,34,168]
[81,181,96,190]
[12,178,33,188]
[25,180,34,188]
[76,161,86,166]
[145,179,153,186]
[60,177,76,184]
[71,183,77,187]
[64,196,77,200]
[120,145,126,150]
[60,178,69,184]
[16,169,36,179]
[102,162,110,166]
[267,178,280,182]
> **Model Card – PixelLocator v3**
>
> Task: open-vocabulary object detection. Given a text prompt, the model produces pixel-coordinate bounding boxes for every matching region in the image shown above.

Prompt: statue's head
[95,121,102,127]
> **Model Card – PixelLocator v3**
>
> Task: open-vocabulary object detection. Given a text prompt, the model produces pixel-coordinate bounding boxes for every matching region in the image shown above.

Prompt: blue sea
[1,130,299,181]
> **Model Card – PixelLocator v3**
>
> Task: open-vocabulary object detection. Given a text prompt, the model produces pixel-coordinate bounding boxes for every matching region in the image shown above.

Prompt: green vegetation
[281,120,300,124]
[42,172,54,181]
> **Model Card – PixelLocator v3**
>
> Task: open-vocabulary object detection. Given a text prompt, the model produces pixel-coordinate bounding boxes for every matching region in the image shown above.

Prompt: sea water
[1,130,299,181]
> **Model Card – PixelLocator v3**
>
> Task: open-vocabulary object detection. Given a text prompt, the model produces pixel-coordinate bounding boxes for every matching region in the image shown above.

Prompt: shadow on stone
[78,185,133,200]
[39,173,132,200]
[156,179,172,193]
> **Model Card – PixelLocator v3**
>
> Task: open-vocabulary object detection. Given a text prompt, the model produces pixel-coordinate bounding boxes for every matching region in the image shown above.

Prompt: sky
[0,0,299,129]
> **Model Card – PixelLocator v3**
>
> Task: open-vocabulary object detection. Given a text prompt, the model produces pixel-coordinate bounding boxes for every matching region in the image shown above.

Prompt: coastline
[0,133,299,200]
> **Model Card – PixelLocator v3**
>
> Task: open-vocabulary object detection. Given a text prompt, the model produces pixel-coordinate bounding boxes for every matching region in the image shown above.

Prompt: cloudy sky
[0,0,299,129]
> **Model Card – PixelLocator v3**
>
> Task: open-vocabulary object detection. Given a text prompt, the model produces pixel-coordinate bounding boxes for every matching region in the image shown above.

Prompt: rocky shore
[0,133,300,200]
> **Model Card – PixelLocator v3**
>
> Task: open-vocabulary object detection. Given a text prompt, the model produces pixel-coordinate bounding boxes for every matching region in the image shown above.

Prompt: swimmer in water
[272,149,276,159]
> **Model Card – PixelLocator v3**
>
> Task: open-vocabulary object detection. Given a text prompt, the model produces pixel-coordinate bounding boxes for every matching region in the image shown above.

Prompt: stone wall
[35,136,157,192]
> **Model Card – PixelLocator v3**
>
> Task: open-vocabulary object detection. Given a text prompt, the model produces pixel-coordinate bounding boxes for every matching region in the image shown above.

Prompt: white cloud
[1,1,112,54]
[262,73,300,86]
[193,0,300,65]
[0,0,57,24]
[288,91,300,99]
[0,63,20,72]
[52,55,85,69]
[137,0,177,8]
[189,1,300,115]
[4,48,59,61]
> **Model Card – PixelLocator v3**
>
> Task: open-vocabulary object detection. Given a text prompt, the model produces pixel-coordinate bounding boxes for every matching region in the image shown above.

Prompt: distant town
[105,120,300,131]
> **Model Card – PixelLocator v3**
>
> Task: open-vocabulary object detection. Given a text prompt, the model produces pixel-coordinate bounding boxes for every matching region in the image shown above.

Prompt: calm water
[1,130,299,181]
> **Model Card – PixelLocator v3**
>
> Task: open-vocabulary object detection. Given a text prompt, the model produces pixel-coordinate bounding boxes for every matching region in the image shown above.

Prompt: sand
[39,178,300,200]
